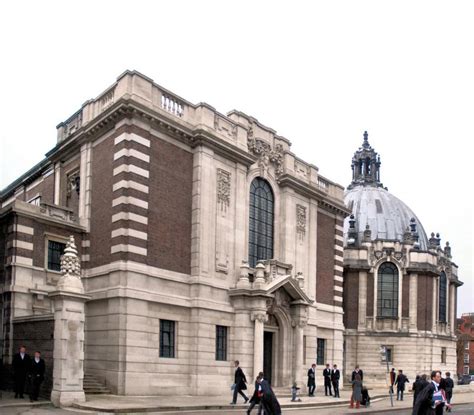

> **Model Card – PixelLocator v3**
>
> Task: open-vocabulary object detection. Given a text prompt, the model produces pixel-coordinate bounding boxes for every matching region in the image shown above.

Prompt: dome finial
[362,131,369,148]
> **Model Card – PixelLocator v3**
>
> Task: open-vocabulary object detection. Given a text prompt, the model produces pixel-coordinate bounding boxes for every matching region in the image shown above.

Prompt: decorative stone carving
[57,236,83,294]
[67,171,80,197]
[39,203,77,223]
[296,205,306,239]
[217,169,231,211]
[251,311,268,323]
[247,137,284,177]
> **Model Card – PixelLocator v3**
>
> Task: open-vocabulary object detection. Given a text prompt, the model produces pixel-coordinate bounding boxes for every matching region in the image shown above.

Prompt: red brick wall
[60,158,80,214]
[317,212,335,305]
[147,132,193,274]
[343,270,359,328]
[24,173,55,205]
[417,274,433,330]
[402,274,410,318]
[89,136,114,268]
[366,272,374,316]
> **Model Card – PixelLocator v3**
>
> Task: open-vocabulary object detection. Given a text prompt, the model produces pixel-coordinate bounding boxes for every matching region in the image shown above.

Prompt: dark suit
[259,379,281,415]
[248,380,262,414]
[444,377,454,404]
[413,381,443,415]
[395,373,409,400]
[307,367,316,396]
[352,369,363,381]
[323,368,332,395]
[331,369,340,397]
[29,358,45,401]
[232,366,248,404]
[12,352,31,398]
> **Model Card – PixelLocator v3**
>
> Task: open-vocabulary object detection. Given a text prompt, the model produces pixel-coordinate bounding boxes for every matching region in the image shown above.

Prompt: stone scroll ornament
[247,130,284,177]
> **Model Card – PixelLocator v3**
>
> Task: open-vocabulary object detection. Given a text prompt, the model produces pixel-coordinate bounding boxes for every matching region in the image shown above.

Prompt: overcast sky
[0,1,472,315]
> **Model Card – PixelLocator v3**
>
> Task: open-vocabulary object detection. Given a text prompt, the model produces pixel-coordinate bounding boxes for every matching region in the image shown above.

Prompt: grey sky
[0,0,472,314]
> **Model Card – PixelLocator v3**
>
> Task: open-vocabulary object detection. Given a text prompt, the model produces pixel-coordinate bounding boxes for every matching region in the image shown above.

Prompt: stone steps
[83,374,111,395]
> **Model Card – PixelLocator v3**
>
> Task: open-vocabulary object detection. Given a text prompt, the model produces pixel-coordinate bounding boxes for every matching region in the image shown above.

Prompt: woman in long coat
[350,373,363,408]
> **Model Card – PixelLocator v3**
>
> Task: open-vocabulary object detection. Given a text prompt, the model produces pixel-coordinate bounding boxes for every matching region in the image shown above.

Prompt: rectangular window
[464,366,470,375]
[465,341,470,350]
[47,240,66,271]
[28,196,41,206]
[317,338,325,366]
[464,353,470,364]
[160,320,175,358]
[381,345,393,363]
[215,325,227,361]
[441,347,446,364]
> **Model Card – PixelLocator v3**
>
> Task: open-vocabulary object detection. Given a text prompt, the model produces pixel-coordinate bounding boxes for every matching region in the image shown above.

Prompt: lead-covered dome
[343,132,428,250]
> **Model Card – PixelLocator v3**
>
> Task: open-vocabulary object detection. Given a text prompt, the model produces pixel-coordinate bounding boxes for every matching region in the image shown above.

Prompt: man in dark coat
[412,375,429,406]
[231,360,248,404]
[413,370,444,415]
[12,345,31,399]
[395,369,409,400]
[352,365,363,381]
[331,364,340,398]
[390,368,396,393]
[28,351,45,402]
[444,372,454,411]
[307,363,316,396]
[323,363,332,396]
[258,375,281,415]
[247,375,262,415]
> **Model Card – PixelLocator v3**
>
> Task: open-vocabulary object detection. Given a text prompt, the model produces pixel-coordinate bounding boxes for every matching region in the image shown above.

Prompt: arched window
[377,262,399,318]
[439,271,447,323]
[249,178,274,268]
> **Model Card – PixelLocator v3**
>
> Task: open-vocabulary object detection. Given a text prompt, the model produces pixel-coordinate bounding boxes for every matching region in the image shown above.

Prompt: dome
[343,131,429,249]
[343,185,429,250]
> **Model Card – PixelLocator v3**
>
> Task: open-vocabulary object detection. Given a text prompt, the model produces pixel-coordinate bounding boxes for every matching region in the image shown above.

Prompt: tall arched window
[439,271,447,323]
[377,262,399,318]
[249,178,274,268]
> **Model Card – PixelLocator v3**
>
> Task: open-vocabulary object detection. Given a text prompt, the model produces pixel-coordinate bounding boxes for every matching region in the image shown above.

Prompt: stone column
[409,273,418,331]
[49,236,90,407]
[78,142,92,231]
[358,271,367,330]
[292,305,308,387]
[450,284,456,334]
[251,311,267,380]
[54,162,61,205]
[432,277,438,333]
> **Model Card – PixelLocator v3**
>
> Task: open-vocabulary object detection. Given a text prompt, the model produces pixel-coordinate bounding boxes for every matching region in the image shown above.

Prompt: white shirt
[20,353,25,359]
[35,357,40,363]
[432,380,439,392]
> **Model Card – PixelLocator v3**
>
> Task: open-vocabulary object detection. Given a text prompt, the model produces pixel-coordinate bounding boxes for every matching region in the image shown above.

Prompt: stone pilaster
[358,271,367,330]
[251,311,267,380]
[409,273,418,332]
[78,142,92,231]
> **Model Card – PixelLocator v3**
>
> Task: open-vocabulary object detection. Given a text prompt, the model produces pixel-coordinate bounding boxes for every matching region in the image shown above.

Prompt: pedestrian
[258,374,281,415]
[395,369,409,401]
[412,374,429,407]
[444,372,454,411]
[352,365,364,381]
[323,363,332,396]
[412,370,445,415]
[230,360,248,405]
[247,376,262,415]
[350,373,363,409]
[390,367,396,393]
[28,351,45,402]
[331,364,340,398]
[291,381,301,402]
[307,363,316,396]
[12,345,31,399]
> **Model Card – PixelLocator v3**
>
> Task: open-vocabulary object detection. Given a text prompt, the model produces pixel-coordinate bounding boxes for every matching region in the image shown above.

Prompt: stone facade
[0,70,349,396]
[342,133,463,385]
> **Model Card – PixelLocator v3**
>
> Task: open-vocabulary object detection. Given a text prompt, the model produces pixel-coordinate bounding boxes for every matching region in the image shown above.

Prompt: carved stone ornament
[296,205,306,237]
[60,236,81,278]
[247,137,284,177]
[251,311,268,323]
[217,169,231,210]
[66,171,80,197]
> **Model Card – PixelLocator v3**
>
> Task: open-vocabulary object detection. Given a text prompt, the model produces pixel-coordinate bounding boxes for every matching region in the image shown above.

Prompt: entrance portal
[263,331,273,385]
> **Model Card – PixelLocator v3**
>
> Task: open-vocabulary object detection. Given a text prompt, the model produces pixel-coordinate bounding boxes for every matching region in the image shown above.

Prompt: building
[0,70,349,396]
[342,133,463,385]
[457,313,474,376]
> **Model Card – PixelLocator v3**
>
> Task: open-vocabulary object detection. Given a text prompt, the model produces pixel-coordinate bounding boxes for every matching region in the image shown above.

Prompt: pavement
[0,385,473,414]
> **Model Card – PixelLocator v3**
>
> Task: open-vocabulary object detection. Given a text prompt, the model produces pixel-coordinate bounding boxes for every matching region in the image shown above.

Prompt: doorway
[263,331,273,385]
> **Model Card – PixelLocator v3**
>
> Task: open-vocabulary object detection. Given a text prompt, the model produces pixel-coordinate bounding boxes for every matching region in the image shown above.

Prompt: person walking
[444,372,454,412]
[323,363,332,396]
[230,360,248,405]
[390,367,396,393]
[28,351,45,402]
[350,373,363,409]
[247,376,262,415]
[331,364,340,398]
[412,374,429,406]
[395,369,409,401]
[12,345,31,399]
[413,370,445,415]
[307,363,316,396]
[258,374,281,415]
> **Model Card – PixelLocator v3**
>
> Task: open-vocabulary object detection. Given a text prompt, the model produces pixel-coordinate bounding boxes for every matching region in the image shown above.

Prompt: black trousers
[446,390,452,404]
[324,379,332,395]
[308,383,315,395]
[332,380,340,397]
[232,387,248,403]
[14,373,27,397]
[397,387,404,400]
[30,377,42,401]
[247,401,263,414]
